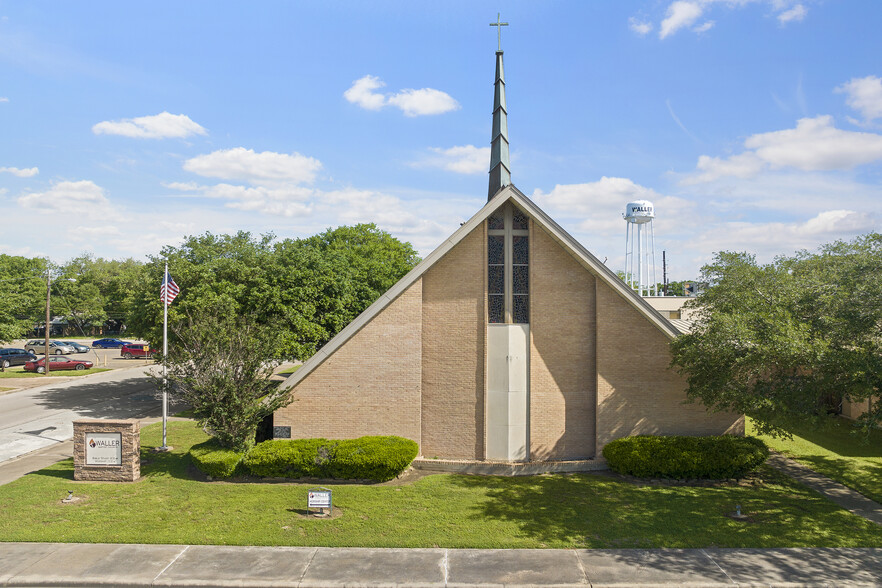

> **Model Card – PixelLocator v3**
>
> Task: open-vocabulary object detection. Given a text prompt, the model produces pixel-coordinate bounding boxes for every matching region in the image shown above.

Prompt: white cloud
[17,180,115,217]
[777,3,807,23]
[343,75,387,111]
[387,87,460,117]
[183,148,322,185]
[344,75,459,117]
[648,0,809,39]
[683,152,766,184]
[836,75,882,124]
[746,115,882,170]
[629,17,653,35]
[0,166,38,177]
[199,183,315,217]
[414,145,490,174]
[92,111,207,139]
[683,115,882,184]
[659,1,704,39]
[0,97,8,103]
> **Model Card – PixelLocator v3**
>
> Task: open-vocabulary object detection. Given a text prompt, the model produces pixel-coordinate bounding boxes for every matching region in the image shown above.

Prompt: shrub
[243,438,338,478]
[602,435,769,480]
[242,435,418,481]
[328,436,419,482]
[189,439,247,479]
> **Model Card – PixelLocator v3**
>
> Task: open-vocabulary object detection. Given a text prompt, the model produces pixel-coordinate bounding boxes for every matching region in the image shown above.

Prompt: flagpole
[162,259,169,450]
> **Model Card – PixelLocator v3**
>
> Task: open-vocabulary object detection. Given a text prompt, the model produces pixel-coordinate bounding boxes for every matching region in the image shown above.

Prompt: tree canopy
[670,233,882,437]
[126,224,419,359]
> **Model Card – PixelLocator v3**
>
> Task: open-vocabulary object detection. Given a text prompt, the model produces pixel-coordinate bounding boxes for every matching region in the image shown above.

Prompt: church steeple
[488,14,511,200]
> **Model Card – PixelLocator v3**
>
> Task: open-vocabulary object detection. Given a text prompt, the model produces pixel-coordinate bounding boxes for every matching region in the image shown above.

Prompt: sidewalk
[1,543,881,587]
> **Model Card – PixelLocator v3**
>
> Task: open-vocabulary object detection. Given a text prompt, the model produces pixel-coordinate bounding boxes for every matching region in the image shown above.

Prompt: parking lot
[0,339,156,393]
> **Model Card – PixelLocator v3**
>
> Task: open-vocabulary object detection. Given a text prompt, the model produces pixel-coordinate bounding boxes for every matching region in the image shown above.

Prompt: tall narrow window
[488,203,529,324]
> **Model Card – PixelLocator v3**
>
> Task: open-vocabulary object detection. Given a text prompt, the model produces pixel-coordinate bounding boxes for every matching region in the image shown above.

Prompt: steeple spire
[488,14,511,200]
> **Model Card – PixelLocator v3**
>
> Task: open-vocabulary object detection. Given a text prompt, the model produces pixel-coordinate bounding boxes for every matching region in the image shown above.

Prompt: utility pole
[45,271,51,374]
[662,251,668,297]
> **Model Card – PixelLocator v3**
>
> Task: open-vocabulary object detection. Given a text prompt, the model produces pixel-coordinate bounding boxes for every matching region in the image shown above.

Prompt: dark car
[24,356,94,374]
[91,338,131,349]
[121,343,158,359]
[61,341,91,353]
[0,348,37,369]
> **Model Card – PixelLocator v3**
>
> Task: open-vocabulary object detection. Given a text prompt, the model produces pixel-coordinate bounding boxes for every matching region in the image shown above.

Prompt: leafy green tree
[670,233,882,437]
[126,224,419,359]
[161,305,291,451]
[0,255,47,342]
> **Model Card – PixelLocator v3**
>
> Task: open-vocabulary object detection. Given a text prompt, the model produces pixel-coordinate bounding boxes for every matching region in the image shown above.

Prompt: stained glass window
[488,204,529,324]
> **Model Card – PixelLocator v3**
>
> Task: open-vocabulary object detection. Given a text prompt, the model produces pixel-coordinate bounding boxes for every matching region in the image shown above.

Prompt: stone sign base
[73,419,140,482]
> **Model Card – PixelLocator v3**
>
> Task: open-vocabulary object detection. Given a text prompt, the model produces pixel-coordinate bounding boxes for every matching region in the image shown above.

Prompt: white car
[24,340,76,355]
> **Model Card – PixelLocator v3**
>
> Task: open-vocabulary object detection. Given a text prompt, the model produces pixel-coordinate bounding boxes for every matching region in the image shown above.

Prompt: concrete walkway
[1,543,882,587]
[767,452,882,525]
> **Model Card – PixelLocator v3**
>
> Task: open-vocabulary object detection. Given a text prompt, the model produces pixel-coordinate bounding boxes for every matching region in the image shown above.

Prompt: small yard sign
[307,487,332,516]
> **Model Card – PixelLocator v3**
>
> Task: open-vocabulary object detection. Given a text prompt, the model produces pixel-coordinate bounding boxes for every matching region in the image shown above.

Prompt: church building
[273,40,741,469]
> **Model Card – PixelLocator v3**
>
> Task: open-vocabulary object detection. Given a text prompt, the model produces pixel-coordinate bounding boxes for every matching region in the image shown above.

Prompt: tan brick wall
[421,225,486,459]
[275,280,422,443]
[73,419,140,482]
[529,223,597,460]
[842,397,876,420]
[595,282,743,452]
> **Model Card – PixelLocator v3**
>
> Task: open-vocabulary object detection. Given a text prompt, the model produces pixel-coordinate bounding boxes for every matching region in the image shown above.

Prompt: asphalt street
[0,365,186,464]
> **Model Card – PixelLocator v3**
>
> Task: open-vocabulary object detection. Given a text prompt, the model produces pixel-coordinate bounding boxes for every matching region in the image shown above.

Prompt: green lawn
[0,367,111,379]
[748,416,882,504]
[277,365,301,376]
[0,420,879,548]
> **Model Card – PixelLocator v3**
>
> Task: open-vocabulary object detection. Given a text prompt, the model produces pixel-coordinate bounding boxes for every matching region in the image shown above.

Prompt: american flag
[160,271,180,305]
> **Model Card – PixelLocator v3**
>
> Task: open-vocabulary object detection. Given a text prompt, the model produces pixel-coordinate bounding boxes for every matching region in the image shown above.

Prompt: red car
[24,356,94,374]
[121,343,158,359]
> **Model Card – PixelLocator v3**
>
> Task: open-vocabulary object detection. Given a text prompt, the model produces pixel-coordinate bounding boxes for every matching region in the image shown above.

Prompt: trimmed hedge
[189,439,247,479]
[602,435,769,480]
[243,438,338,478]
[328,436,420,482]
[242,435,419,482]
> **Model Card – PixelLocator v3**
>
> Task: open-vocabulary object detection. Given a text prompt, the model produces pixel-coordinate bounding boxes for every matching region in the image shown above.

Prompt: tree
[161,305,292,451]
[670,233,882,437]
[0,255,48,342]
[126,225,419,359]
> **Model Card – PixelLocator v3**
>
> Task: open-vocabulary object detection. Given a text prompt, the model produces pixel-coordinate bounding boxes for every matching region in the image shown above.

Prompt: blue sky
[1,1,881,280]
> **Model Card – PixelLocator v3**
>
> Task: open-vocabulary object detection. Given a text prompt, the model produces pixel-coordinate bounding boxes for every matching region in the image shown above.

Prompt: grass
[277,365,301,376]
[748,416,882,504]
[0,420,879,548]
[0,367,111,378]
[0,386,13,393]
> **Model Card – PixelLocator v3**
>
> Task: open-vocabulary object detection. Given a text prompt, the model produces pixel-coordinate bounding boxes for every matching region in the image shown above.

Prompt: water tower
[623,200,657,297]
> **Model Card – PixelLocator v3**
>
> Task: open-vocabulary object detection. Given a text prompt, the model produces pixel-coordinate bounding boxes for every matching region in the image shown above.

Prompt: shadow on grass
[779,416,882,458]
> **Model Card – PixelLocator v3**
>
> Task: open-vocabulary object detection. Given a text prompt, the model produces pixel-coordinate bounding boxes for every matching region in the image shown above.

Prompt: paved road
[0,366,185,464]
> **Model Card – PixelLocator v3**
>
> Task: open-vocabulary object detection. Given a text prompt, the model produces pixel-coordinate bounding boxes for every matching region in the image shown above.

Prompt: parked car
[61,341,91,353]
[0,348,38,369]
[24,356,94,373]
[91,338,132,349]
[24,340,75,355]
[121,343,158,359]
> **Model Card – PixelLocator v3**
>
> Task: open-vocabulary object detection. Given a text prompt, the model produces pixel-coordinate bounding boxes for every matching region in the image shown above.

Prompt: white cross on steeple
[490,13,509,52]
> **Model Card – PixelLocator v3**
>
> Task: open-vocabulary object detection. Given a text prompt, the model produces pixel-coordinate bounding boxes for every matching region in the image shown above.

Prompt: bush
[243,438,338,478]
[190,439,247,478]
[328,436,420,482]
[242,435,418,481]
[602,435,769,480]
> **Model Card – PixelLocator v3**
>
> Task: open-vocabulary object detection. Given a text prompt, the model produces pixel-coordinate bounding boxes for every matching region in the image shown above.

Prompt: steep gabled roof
[281,184,682,390]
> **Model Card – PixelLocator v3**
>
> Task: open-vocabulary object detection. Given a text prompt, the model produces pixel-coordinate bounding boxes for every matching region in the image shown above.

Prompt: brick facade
[421,225,486,459]
[274,280,423,442]
[529,222,597,460]
[595,281,743,452]
[273,192,744,465]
